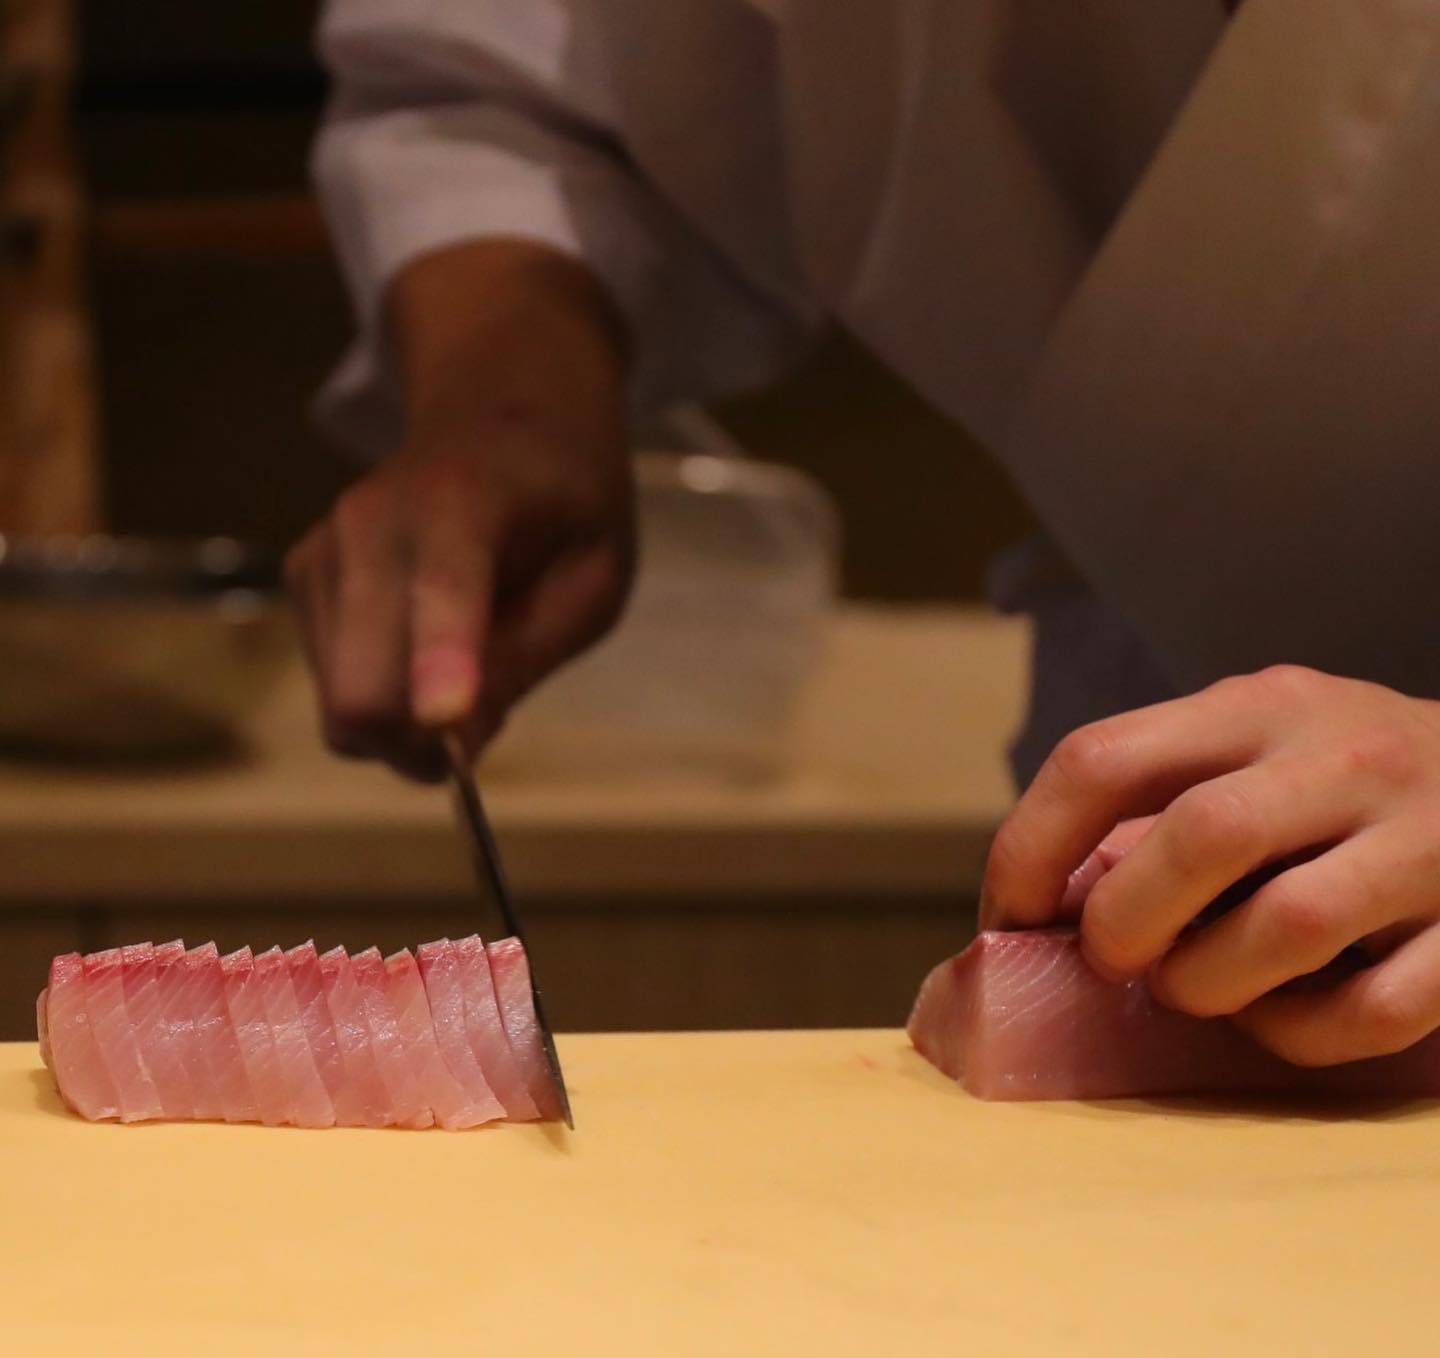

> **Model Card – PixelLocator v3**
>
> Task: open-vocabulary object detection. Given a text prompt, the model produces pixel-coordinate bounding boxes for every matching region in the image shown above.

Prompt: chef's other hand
[286,240,634,782]
[980,666,1440,1066]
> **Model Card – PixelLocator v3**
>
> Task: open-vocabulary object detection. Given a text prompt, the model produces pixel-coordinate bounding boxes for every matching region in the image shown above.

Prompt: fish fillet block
[909,929,1440,1101]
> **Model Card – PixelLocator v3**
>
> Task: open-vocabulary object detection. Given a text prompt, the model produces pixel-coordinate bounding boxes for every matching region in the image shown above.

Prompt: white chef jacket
[312,0,1440,784]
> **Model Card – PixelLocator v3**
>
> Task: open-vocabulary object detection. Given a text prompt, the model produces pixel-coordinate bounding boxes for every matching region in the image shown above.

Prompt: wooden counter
[0,607,1027,1036]
[5,1028,1438,1356]
[0,606,1027,903]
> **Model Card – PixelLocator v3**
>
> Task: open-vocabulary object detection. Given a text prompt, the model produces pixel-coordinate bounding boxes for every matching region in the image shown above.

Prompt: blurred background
[0,2,1034,1039]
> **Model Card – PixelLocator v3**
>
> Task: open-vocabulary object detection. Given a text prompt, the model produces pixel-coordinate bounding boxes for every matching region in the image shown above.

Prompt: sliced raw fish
[187,943,256,1124]
[317,946,391,1128]
[486,937,565,1122]
[388,947,502,1129]
[908,929,1440,1101]
[453,935,539,1121]
[39,935,562,1128]
[153,941,200,1118]
[178,943,231,1120]
[351,947,433,1129]
[82,948,164,1123]
[220,946,286,1126]
[43,954,119,1120]
[254,946,335,1128]
[286,942,356,1125]
[36,989,50,1070]
[416,940,509,1123]
[121,943,190,1119]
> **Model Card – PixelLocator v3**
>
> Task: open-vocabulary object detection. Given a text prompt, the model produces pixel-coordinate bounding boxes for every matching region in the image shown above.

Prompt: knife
[442,730,574,1129]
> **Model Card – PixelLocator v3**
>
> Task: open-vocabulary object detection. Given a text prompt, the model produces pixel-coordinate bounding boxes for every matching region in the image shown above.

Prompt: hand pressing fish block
[36,936,564,1129]
[908,930,1440,1101]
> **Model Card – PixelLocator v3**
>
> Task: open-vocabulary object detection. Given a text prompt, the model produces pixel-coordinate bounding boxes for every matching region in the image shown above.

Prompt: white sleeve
[311,0,818,455]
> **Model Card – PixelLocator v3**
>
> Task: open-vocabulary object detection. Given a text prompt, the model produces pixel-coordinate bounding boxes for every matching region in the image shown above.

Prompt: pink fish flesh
[908,929,1440,1101]
[37,935,563,1129]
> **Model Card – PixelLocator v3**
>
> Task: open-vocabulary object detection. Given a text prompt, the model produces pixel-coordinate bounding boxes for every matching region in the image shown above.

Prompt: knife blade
[442,730,574,1129]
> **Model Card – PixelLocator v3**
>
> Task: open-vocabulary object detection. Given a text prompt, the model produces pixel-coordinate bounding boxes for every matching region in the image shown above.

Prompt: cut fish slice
[36,988,50,1070]
[82,948,163,1123]
[486,937,564,1122]
[153,941,200,1118]
[286,942,356,1126]
[416,940,508,1124]
[351,947,432,1129]
[317,946,391,1128]
[453,935,539,1120]
[389,947,501,1129]
[122,943,190,1119]
[43,954,119,1120]
[909,929,1440,1101]
[220,947,285,1126]
[179,944,231,1120]
[187,943,256,1124]
[254,946,335,1128]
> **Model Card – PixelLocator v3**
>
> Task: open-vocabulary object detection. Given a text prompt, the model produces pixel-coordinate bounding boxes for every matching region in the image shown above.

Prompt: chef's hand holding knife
[286,239,636,780]
[982,666,1440,1066]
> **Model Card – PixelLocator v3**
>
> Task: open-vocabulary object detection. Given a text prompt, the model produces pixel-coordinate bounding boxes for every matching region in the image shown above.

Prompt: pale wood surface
[5,1028,1439,1356]
[0,607,1029,903]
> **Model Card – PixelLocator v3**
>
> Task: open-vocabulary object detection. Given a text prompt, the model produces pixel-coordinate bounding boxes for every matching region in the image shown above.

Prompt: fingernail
[412,649,476,725]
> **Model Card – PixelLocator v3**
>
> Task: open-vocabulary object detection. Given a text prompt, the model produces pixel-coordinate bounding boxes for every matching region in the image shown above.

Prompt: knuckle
[1258,878,1335,951]
[1251,663,1328,706]
[1049,723,1132,794]
[1163,784,1257,877]
[1342,724,1419,787]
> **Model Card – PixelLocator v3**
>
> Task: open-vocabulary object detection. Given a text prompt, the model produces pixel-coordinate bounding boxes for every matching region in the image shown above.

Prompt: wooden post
[0,0,102,536]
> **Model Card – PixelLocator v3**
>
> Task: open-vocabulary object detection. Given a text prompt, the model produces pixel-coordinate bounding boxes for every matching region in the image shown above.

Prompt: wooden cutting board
[4,1029,1439,1355]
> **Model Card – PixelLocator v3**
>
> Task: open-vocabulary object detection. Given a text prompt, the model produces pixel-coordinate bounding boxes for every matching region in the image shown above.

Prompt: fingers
[1057,817,1157,916]
[285,424,634,781]
[409,493,495,729]
[1237,921,1440,1066]
[1078,754,1366,979]
[1155,819,1438,1019]
[289,492,452,783]
[982,678,1276,928]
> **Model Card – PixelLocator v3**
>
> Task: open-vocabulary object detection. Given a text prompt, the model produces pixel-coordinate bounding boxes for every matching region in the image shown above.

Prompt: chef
[289,1,1440,1062]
